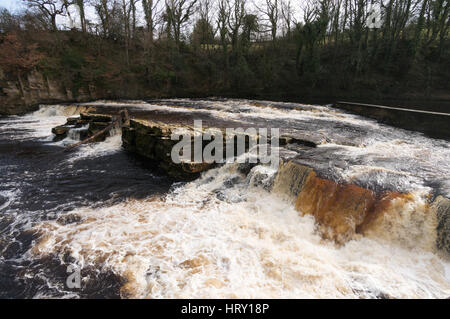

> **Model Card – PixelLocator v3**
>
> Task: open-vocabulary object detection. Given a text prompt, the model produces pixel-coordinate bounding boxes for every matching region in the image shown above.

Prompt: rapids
[0,99,449,298]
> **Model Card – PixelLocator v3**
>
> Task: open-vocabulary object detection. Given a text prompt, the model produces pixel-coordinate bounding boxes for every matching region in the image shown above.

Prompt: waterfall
[1,99,449,298]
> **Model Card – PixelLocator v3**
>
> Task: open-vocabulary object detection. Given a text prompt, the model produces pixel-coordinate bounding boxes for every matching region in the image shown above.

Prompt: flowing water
[0,99,449,298]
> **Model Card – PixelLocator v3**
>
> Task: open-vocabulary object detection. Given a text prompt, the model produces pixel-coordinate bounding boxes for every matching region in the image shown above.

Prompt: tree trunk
[51,14,58,31]
[77,0,86,32]
[413,0,428,58]
[17,72,28,105]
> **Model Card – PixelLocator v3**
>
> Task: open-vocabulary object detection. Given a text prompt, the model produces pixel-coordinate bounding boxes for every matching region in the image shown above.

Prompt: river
[0,99,449,298]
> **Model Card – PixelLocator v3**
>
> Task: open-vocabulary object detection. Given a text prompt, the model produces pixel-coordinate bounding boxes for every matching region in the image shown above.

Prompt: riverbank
[333,101,450,140]
[1,27,449,117]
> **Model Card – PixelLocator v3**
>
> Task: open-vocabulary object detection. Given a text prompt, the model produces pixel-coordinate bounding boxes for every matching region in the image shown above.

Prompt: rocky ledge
[272,160,450,250]
[121,117,450,254]
[52,112,114,142]
[122,119,215,179]
[51,109,450,255]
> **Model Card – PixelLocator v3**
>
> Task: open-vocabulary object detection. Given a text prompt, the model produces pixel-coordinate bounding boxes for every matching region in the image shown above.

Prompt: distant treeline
[0,0,449,102]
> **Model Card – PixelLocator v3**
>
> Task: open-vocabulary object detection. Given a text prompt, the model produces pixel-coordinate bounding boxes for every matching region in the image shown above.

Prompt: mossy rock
[87,122,110,142]
[89,121,109,132]
[65,117,88,128]
[181,161,214,173]
[52,125,71,135]
[130,119,180,136]
[122,126,136,152]
[122,120,216,178]
[66,117,80,125]
[135,133,158,158]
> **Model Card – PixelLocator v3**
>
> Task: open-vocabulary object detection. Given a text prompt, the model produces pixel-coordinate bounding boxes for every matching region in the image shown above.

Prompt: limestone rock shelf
[0,70,102,116]
[122,119,215,178]
[50,105,450,255]
[272,160,442,245]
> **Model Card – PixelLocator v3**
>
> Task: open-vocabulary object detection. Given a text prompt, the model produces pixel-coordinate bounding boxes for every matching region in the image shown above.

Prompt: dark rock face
[0,69,101,116]
[51,126,71,142]
[237,161,259,175]
[121,119,214,179]
[56,213,82,225]
[279,133,324,147]
[432,196,450,255]
[88,122,111,142]
[272,161,314,202]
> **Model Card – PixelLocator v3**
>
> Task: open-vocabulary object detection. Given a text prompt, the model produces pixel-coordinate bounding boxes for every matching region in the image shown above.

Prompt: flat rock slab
[74,99,450,199]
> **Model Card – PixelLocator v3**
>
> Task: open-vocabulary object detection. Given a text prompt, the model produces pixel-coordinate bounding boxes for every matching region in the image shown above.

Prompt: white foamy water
[0,105,86,141]
[82,99,378,132]
[0,188,21,211]
[3,100,449,299]
[321,136,450,197]
[2,104,123,160]
[33,163,450,299]
[63,133,123,163]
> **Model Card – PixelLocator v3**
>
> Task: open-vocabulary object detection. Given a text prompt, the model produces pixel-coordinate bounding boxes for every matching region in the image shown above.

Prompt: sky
[0,0,304,32]
[0,0,94,29]
[0,0,23,12]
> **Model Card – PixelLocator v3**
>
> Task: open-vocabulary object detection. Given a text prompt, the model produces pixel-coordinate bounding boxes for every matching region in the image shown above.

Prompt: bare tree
[255,0,279,42]
[93,0,111,37]
[142,0,161,42]
[228,0,246,50]
[198,0,213,26]
[0,32,43,102]
[0,8,21,33]
[217,0,230,57]
[164,0,198,45]
[330,0,341,46]
[120,0,140,65]
[192,0,215,47]
[131,0,137,36]
[74,0,86,32]
[423,0,450,58]
[23,0,67,31]
[280,0,294,37]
